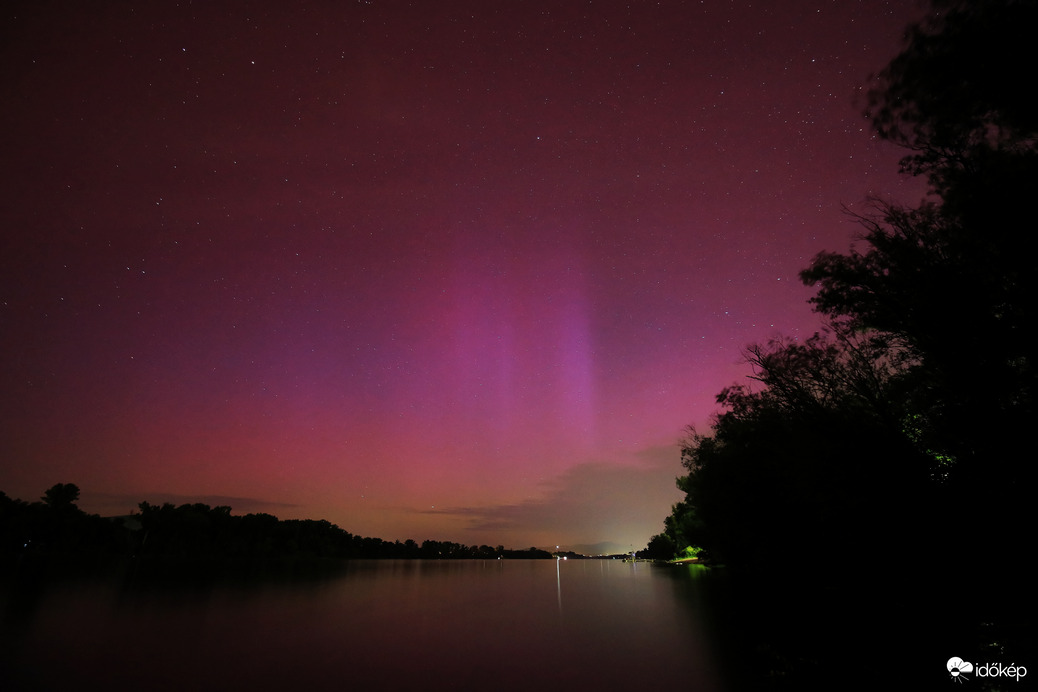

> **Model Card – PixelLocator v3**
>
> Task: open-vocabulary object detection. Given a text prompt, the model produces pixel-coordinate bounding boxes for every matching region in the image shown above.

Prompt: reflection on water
[0,560,727,691]
[556,557,561,612]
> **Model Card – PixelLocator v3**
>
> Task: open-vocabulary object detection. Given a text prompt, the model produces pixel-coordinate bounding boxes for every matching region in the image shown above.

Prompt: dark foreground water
[4,558,1034,692]
[1,559,728,692]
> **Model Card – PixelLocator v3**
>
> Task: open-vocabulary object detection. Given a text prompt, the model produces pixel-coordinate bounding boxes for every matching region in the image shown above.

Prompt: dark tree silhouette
[41,483,80,510]
[801,3,1038,565]
[642,532,675,561]
[650,3,1035,683]
[801,201,1037,503]
[3,485,557,567]
[866,0,1038,190]
[669,329,932,573]
[659,0,1035,589]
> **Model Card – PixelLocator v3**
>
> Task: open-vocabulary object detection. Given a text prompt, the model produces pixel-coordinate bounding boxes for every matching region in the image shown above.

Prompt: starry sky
[1,0,927,554]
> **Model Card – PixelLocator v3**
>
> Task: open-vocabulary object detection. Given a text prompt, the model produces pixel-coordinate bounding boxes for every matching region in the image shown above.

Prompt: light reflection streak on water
[556,556,562,613]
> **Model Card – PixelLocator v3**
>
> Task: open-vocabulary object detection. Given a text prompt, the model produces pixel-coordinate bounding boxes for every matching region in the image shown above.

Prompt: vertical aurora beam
[439,221,598,452]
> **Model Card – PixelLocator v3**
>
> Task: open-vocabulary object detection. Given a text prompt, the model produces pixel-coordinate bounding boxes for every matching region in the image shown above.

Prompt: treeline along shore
[0,483,555,570]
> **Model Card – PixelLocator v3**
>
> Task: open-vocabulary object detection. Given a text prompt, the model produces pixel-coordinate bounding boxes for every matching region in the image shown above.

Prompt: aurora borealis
[1,0,926,553]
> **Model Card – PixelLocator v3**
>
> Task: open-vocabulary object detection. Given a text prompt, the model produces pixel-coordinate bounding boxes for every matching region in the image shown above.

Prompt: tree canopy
[666,329,934,571]
[1,486,555,564]
[866,0,1038,188]
[658,0,1036,579]
[41,482,80,509]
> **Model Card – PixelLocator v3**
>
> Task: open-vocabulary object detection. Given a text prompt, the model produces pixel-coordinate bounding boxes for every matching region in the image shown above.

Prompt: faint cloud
[423,443,683,551]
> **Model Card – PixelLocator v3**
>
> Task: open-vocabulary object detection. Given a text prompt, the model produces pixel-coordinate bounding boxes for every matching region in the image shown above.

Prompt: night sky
[1,0,926,553]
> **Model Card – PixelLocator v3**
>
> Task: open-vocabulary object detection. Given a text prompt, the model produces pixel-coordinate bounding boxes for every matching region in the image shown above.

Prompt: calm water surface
[2,560,728,691]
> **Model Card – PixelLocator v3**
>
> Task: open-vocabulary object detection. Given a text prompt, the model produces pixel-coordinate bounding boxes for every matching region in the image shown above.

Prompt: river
[1,559,730,691]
